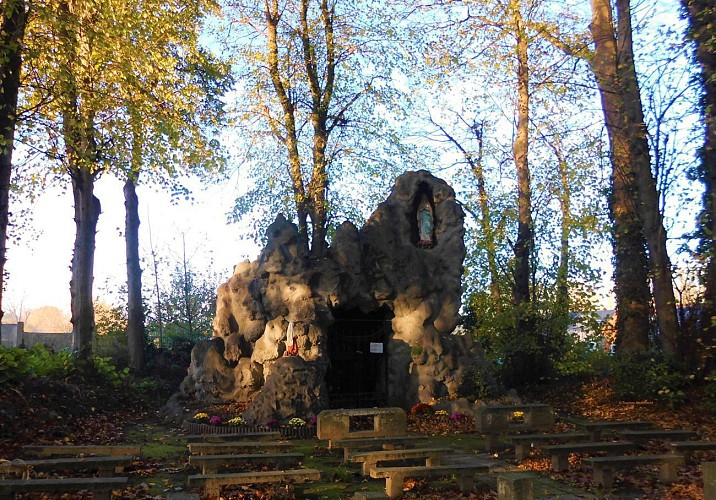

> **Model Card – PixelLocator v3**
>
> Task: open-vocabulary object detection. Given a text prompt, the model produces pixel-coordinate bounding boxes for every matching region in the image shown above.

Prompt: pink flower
[309,415,317,426]
[209,415,223,424]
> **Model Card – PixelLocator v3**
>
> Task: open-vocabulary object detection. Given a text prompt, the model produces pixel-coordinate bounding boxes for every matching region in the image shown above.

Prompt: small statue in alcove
[417,194,434,248]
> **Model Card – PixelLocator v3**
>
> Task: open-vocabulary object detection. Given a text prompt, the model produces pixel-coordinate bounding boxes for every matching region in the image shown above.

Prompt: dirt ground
[1,377,714,499]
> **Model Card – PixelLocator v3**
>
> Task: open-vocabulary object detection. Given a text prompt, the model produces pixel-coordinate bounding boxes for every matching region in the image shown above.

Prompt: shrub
[0,346,30,384]
[611,351,691,407]
[553,334,612,379]
[91,355,130,387]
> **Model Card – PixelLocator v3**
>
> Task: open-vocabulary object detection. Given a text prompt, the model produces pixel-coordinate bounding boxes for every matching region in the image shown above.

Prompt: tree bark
[302,0,332,259]
[124,174,145,372]
[589,0,652,352]
[70,168,100,360]
[613,0,680,355]
[265,0,310,254]
[0,0,28,323]
[511,0,533,310]
[550,140,571,319]
[681,0,716,371]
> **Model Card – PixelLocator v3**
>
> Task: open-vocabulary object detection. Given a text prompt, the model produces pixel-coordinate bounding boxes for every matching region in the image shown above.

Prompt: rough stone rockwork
[173,170,479,424]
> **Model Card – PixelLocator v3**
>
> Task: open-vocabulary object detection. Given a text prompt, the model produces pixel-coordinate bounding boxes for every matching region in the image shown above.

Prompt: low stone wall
[23,332,73,350]
[1,323,73,350]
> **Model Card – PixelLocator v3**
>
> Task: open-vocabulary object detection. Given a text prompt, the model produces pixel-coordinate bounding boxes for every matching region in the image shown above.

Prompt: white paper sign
[369,342,383,354]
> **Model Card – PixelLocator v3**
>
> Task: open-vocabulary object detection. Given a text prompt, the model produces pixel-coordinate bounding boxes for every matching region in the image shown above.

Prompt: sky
[4,171,260,316]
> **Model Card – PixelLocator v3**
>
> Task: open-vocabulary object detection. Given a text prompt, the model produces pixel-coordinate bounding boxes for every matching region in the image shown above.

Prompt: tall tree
[227,0,415,251]
[113,0,229,372]
[588,0,680,354]
[509,0,534,316]
[20,0,228,360]
[0,0,29,323]
[681,0,716,369]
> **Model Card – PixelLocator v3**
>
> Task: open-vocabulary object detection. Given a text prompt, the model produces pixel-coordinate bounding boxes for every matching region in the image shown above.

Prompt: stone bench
[581,454,685,489]
[318,408,407,450]
[668,440,716,460]
[0,477,128,500]
[614,429,699,444]
[20,455,135,477]
[369,463,489,498]
[184,431,282,443]
[475,404,555,451]
[541,442,637,471]
[187,468,321,497]
[22,445,141,458]
[348,447,454,475]
[506,432,589,460]
[333,436,428,460]
[187,441,292,455]
[496,473,535,500]
[188,452,304,474]
[571,420,652,441]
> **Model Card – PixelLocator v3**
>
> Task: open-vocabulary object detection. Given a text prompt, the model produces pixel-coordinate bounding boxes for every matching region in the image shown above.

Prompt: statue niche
[414,183,435,248]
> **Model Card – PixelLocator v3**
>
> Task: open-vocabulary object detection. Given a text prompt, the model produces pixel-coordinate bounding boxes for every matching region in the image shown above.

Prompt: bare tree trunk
[302,0,333,259]
[265,0,310,255]
[181,234,194,337]
[70,168,100,360]
[511,0,533,310]
[681,0,716,372]
[551,140,571,318]
[148,217,164,347]
[472,123,500,299]
[124,174,145,372]
[590,0,652,352]
[0,0,28,323]
[614,0,680,355]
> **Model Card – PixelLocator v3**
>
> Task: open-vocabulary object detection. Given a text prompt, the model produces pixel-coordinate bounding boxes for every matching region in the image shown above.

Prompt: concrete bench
[614,429,699,444]
[475,404,555,451]
[188,452,304,474]
[22,445,141,458]
[187,441,292,455]
[668,441,716,461]
[20,455,135,476]
[496,473,535,500]
[541,441,637,471]
[184,431,282,443]
[188,468,321,497]
[0,477,128,500]
[506,432,589,460]
[318,408,407,450]
[581,454,685,489]
[349,447,454,476]
[369,464,489,498]
[571,420,652,441]
[333,435,428,459]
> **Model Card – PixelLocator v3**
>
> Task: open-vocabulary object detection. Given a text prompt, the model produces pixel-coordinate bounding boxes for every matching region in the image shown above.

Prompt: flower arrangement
[435,409,449,417]
[209,415,223,425]
[450,412,468,421]
[227,416,245,426]
[193,412,209,422]
[410,402,433,415]
[288,417,306,427]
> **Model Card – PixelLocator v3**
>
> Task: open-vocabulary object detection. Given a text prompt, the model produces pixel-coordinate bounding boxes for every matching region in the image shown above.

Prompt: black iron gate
[326,315,391,409]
